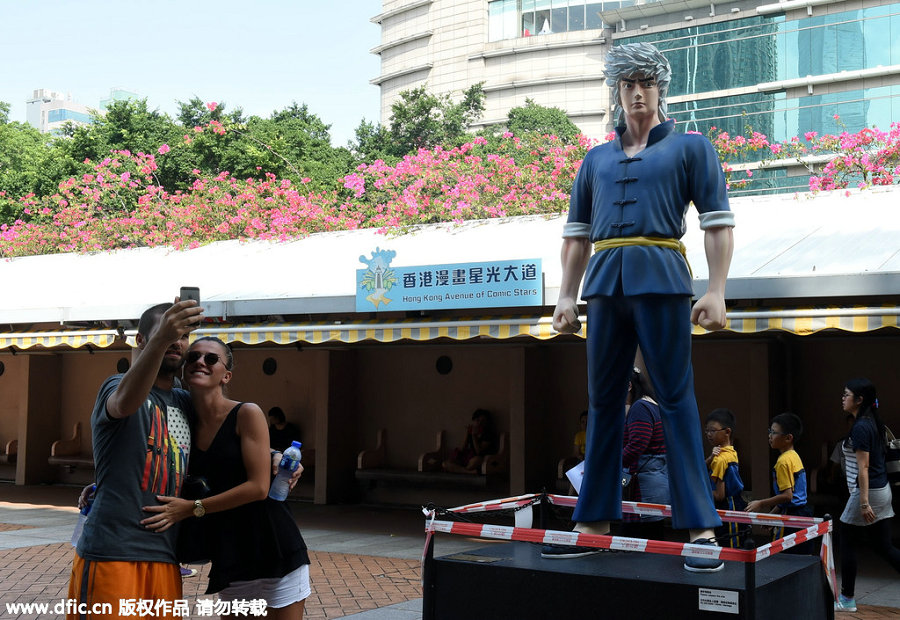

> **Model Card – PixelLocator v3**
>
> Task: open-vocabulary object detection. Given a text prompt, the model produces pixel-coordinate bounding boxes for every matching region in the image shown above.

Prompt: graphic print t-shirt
[77,375,192,563]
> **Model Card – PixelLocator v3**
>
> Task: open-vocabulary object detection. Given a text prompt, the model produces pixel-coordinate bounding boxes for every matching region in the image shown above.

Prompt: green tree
[389,83,485,155]
[173,100,351,189]
[59,99,177,162]
[0,105,55,222]
[50,99,182,193]
[353,83,486,161]
[505,98,580,141]
[227,103,352,188]
[169,98,244,185]
[176,96,245,129]
[350,118,394,164]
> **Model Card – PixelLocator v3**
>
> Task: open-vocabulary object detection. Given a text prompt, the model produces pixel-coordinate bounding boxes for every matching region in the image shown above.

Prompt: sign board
[356,248,542,312]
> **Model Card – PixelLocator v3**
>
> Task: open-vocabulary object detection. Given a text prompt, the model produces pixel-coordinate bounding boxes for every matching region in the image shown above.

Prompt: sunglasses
[186,351,225,367]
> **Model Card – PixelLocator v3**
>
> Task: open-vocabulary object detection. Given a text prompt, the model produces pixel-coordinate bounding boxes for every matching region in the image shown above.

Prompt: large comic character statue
[546,43,735,573]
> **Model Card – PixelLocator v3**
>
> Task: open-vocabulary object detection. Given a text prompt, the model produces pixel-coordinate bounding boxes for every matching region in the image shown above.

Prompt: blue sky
[0,0,382,146]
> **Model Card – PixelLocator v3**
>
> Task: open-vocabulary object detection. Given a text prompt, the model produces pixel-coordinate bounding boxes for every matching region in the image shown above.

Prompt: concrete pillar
[17,355,62,485]
[313,349,359,504]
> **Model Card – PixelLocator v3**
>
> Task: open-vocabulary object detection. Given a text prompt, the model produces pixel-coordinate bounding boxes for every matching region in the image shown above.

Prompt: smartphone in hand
[180,287,201,326]
[180,286,200,305]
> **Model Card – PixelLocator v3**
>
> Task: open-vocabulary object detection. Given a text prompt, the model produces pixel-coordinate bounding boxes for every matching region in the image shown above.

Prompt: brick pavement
[2,539,897,619]
[0,542,421,619]
[0,485,896,620]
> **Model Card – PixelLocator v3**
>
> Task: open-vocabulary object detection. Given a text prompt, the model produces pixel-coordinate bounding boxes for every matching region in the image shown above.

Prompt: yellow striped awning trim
[1,306,896,351]
[0,328,121,350]
[195,316,568,346]
[188,306,900,345]
[691,305,900,336]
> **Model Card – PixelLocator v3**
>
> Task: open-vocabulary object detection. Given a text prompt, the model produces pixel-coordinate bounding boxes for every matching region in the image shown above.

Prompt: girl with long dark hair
[835,378,900,612]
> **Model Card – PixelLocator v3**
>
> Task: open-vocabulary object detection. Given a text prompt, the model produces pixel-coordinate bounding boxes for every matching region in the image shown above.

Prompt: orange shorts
[67,551,182,619]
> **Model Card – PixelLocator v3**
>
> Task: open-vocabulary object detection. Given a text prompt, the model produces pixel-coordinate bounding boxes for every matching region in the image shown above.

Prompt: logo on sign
[358,248,398,309]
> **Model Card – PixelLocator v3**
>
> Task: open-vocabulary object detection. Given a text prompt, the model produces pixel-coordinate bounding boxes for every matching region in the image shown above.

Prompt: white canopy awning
[1,186,898,334]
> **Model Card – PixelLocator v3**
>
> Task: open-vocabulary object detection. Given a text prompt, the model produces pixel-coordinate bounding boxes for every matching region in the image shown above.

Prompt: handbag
[885,427,900,485]
[176,475,211,564]
[180,475,210,501]
[621,469,636,502]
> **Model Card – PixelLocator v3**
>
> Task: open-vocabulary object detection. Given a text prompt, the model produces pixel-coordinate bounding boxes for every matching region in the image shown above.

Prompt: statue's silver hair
[603,42,672,125]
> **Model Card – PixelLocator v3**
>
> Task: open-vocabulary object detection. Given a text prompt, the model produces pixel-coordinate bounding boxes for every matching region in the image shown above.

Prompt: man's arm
[106,300,200,419]
[690,225,733,330]
[552,237,591,333]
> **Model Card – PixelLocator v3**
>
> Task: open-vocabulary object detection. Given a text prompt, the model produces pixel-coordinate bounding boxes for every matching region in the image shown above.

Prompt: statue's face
[618,73,659,123]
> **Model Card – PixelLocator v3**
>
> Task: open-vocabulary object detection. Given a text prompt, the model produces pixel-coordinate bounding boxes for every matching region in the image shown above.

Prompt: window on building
[552,0,569,34]
[47,109,93,125]
[585,3,604,30]
[488,0,619,41]
[535,0,552,34]
[568,2,585,31]
[489,0,519,41]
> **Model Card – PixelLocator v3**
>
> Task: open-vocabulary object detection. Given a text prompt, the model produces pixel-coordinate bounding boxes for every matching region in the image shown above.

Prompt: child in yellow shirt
[705,408,746,548]
[746,412,814,554]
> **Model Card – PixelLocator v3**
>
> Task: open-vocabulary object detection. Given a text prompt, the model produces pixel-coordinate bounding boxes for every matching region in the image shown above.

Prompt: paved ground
[0,484,897,619]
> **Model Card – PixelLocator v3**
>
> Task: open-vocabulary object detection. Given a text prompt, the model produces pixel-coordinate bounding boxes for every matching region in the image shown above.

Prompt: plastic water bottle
[71,485,95,546]
[268,441,302,501]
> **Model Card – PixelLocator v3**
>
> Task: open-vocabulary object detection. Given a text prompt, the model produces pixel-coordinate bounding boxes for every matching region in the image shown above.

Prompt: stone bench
[355,428,509,490]
[48,422,95,472]
[0,439,17,465]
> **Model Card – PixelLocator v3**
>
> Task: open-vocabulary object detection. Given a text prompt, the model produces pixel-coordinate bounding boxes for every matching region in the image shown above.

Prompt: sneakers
[683,538,724,573]
[834,594,857,612]
[180,566,198,578]
[540,544,604,559]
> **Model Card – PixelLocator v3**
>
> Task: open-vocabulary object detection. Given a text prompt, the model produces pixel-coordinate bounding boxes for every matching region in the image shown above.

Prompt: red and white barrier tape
[423,493,838,598]
[447,493,543,514]
[450,492,827,529]
[426,518,751,561]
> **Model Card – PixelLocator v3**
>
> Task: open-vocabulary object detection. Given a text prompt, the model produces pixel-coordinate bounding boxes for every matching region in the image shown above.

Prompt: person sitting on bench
[443,409,498,475]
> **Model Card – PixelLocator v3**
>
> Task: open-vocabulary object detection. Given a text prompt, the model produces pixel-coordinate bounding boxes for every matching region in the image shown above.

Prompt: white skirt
[840,484,895,526]
[217,563,311,608]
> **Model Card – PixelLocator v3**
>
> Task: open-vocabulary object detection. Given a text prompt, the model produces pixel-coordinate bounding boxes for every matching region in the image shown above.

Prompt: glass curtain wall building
[615,3,900,192]
[373,0,900,195]
[647,7,899,137]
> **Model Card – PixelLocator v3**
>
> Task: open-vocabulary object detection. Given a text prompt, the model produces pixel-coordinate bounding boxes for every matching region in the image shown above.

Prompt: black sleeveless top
[190,403,309,594]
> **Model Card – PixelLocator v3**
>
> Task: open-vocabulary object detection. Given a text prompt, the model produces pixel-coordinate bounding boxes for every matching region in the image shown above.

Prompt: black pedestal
[423,541,833,620]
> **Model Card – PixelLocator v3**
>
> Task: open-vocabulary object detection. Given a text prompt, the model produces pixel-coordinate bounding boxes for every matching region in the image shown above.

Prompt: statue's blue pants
[573,294,722,531]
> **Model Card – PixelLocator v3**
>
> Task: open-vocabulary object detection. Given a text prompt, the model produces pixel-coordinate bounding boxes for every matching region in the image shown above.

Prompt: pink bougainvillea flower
[207,102,218,112]
[2,123,898,259]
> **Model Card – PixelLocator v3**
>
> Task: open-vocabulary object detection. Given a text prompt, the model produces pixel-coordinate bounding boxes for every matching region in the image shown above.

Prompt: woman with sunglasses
[142,337,310,619]
[834,378,900,613]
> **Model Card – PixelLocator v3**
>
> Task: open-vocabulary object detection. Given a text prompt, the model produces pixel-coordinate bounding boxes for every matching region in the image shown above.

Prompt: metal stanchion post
[422,527,436,620]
